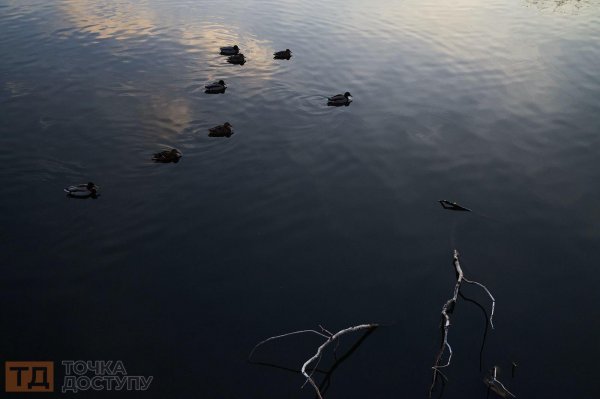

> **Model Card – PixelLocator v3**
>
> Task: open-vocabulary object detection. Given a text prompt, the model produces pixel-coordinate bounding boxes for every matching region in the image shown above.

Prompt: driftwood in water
[439,200,471,212]
[249,324,378,399]
[485,366,516,398]
[429,250,496,397]
[249,327,376,397]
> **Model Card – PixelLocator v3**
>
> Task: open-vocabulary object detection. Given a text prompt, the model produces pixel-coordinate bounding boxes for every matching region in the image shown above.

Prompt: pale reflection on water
[60,0,159,39]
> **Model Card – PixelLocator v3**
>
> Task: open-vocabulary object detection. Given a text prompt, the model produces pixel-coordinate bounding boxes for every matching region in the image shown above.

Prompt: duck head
[218,80,225,85]
[344,92,352,98]
[223,122,232,128]
[86,182,98,193]
[233,45,239,51]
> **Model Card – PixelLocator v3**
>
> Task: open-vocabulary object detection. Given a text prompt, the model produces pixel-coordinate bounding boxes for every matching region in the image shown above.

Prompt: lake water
[1,0,599,397]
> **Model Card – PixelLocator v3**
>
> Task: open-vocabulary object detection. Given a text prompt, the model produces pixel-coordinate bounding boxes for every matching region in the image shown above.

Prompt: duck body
[152,148,182,163]
[273,49,292,59]
[227,54,245,64]
[327,91,352,106]
[205,79,227,93]
[220,45,239,55]
[209,122,233,137]
[64,182,99,198]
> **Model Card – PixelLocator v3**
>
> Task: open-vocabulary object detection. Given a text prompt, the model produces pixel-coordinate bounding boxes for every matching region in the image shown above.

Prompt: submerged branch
[248,329,330,360]
[485,366,516,398]
[250,323,378,399]
[429,250,496,397]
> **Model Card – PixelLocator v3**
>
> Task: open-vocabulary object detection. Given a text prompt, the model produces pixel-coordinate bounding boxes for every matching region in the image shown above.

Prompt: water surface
[1,0,600,397]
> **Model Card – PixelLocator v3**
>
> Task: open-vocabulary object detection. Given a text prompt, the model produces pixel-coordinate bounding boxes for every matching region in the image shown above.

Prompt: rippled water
[1,0,599,397]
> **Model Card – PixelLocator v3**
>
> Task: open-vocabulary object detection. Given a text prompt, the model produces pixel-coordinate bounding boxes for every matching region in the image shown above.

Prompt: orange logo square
[5,361,54,392]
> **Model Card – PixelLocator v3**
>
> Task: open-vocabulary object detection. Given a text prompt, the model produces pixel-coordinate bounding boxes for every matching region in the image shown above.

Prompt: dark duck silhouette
[227,54,246,65]
[220,45,239,55]
[205,79,227,93]
[64,182,100,198]
[327,91,352,106]
[152,148,182,163]
[208,122,233,137]
[273,49,292,59]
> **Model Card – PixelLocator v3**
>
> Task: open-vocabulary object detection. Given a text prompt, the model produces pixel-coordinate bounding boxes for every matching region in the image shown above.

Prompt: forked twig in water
[249,324,379,399]
[429,250,496,397]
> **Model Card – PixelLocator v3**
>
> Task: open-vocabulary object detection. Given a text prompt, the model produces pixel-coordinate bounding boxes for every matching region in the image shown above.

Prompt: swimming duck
[273,49,292,59]
[205,79,227,93]
[439,200,471,212]
[152,148,182,163]
[209,122,233,137]
[227,54,246,65]
[327,91,352,106]
[64,182,99,198]
[220,45,239,55]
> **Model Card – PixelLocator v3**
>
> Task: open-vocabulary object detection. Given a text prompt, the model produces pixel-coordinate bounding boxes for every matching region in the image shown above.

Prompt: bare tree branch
[248,329,329,361]
[250,324,378,399]
[429,250,496,397]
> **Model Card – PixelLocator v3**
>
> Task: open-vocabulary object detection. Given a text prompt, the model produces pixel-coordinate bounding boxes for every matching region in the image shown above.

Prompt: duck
[327,91,352,106]
[209,122,233,137]
[205,79,227,93]
[152,148,182,163]
[220,45,240,55]
[227,54,245,65]
[64,182,100,198]
[273,49,292,59]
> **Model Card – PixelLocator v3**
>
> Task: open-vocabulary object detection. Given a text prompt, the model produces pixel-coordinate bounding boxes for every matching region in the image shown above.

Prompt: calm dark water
[1,0,600,397]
